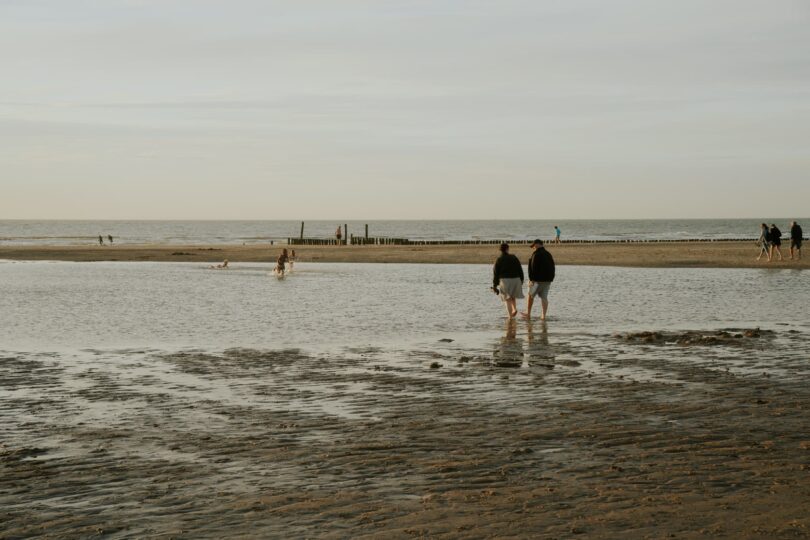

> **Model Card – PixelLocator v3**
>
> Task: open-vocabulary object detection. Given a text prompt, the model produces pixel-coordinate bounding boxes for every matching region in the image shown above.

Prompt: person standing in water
[335,226,342,245]
[522,239,556,320]
[769,223,784,261]
[492,243,524,319]
[756,223,771,262]
[276,248,289,276]
[289,249,296,271]
[790,221,803,260]
[98,235,104,246]
[108,235,114,244]
[554,226,561,244]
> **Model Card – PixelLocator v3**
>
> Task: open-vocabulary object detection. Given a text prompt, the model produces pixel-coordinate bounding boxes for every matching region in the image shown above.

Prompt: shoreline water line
[0,241,806,269]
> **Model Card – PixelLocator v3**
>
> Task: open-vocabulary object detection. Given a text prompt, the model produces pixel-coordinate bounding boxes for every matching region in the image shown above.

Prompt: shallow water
[1,261,807,351]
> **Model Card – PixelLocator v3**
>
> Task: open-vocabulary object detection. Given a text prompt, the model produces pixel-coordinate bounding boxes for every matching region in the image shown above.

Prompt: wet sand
[0,241,807,269]
[2,327,809,538]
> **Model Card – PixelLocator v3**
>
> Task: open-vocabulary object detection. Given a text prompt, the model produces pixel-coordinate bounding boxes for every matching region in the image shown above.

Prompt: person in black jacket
[492,243,524,319]
[522,239,555,320]
[790,221,802,260]
[769,224,784,261]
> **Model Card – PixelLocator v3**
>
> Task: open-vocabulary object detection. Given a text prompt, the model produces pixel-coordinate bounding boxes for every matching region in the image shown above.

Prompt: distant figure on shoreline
[289,249,296,271]
[492,243,524,319]
[522,239,555,321]
[554,226,561,244]
[210,259,229,269]
[790,221,803,260]
[335,226,342,245]
[275,248,289,278]
[756,223,771,262]
[769,224,784,261]
[108,235,114,244]
[98,235,104,246]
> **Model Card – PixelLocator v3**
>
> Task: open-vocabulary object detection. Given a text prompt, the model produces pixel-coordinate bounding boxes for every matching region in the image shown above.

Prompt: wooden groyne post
[365,224,369,239]
[300,221,305,239]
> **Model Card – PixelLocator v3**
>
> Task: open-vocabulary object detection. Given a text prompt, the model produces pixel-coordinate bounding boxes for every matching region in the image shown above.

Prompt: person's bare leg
[774,245,783,261]
[504,299,514,319]
[522,294,534,319]
[541,298,549,320]
[508,298,518,318]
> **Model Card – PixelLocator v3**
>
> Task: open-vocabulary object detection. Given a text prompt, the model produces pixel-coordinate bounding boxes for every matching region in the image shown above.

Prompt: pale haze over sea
[2,1,809,220]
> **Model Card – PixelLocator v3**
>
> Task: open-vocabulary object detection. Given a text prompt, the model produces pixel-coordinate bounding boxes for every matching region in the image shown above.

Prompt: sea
[0,219,804,246]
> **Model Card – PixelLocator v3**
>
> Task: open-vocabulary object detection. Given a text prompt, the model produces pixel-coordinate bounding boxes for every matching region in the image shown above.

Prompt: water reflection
[526,321,556,366]
[491,320,556,368]
[493,320,523,367]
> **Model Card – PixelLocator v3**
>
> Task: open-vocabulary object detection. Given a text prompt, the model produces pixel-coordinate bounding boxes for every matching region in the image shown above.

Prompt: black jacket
[493,253,524,288]
[792,224,803,240]
[528,248,555,282]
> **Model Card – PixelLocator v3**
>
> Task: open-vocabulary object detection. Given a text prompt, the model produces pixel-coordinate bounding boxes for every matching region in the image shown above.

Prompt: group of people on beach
[757,221,802,262]
[98,235,114,245]
[492,240,556,320]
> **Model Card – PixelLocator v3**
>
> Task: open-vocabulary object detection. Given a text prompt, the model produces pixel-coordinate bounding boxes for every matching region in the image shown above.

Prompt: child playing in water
[275,249,289,277]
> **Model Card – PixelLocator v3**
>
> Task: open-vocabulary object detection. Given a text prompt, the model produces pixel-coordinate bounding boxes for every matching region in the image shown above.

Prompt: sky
[1,0,809,220]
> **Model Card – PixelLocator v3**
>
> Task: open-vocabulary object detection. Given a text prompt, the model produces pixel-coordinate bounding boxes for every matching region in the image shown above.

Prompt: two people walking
[492,240,555,320]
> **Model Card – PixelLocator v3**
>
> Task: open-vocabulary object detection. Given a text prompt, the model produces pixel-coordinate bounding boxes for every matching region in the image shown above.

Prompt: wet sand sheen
[2,328,809,538]
[1,241,808,269]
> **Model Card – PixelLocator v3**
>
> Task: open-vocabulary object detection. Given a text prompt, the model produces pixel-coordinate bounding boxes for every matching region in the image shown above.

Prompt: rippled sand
[2,325,809,538]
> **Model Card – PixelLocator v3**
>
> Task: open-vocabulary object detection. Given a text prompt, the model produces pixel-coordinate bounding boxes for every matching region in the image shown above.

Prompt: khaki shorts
[529,281,551,300]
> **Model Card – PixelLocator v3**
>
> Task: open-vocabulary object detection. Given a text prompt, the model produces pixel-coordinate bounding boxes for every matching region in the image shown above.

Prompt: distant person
[98,235,104,246]
[210,259,229,269]
[335,226,342,244]
[790,221,803,260]
[769,224,784,261]
[756,223,771,262]
[554,226,561,244]
[289,249,296,271]
[492,243,524,319]
[522,239,555,321]
[108,235,114,244]
[276,248,289,277]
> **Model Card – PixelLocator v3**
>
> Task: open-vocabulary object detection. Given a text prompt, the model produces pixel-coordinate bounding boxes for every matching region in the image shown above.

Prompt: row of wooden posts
[287,222,763,246]
[287,238,764,246]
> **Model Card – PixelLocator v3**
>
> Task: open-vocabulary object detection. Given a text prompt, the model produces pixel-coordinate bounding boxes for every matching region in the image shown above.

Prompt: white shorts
[529,281,551,300]
[498,278,524,300]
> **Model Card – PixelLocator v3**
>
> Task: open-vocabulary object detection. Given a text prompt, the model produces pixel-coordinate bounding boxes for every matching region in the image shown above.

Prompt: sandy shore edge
[0,242,806,269]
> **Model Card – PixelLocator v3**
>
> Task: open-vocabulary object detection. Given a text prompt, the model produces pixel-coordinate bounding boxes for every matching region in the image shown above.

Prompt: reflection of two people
[493,320,551,367]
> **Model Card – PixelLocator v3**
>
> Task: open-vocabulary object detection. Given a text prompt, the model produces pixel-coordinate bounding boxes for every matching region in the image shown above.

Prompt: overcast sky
[1,0,808,219]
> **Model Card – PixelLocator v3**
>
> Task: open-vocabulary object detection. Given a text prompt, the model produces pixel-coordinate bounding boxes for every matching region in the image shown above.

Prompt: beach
[2,261,809,538]
[3,330,809,538]
[0,241,807,269]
